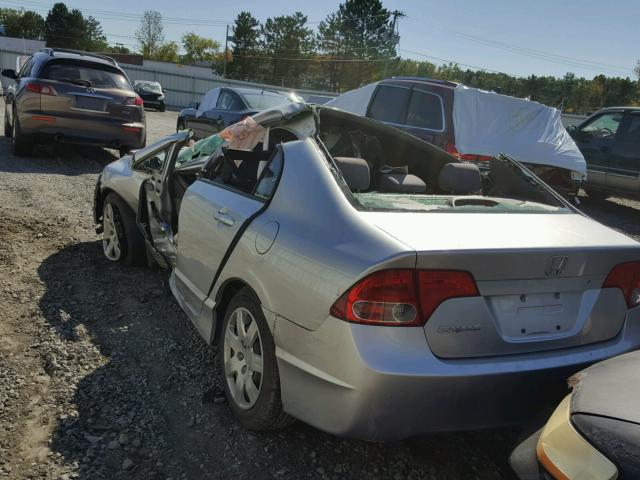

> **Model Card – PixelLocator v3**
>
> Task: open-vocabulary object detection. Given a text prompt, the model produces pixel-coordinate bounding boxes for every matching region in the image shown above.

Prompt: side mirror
[162,88,167,93]
[565,125,577,135]
[190,101,200,109]
[1,69,17,80]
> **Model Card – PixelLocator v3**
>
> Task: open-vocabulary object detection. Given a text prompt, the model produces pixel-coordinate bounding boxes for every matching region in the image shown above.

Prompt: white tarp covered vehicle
[326,79,586,196]
[452,85,586,180]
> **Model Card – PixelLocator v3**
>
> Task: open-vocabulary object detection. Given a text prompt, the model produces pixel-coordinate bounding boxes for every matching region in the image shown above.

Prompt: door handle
[214,210,235,226]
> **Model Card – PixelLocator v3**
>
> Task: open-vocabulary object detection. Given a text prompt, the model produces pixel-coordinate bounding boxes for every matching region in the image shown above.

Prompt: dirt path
[1,104,637,480]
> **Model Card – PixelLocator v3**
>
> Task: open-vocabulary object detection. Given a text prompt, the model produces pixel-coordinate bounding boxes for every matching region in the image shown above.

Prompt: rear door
[186,88,220,138]
[172,148,283,316]
[188,89,245,140]
[573,111,624,189]
[38,60,140,124]
[608,111,640,195]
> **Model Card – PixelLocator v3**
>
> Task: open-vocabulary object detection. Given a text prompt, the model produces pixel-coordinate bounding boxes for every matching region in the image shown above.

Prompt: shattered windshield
[353,193,568,213]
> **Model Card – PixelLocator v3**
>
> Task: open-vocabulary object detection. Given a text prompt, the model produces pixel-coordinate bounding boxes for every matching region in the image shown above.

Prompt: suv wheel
[11,112,34,157]
[221,288,294,431]
[158,103,166,112]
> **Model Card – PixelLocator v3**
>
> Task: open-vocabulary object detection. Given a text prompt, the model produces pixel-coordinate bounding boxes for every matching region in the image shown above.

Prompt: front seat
[438,162,481,194]
[334,157,370,192]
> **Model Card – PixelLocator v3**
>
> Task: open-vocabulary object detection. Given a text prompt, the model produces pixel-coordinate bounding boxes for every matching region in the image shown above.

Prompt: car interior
[146,107,567,250]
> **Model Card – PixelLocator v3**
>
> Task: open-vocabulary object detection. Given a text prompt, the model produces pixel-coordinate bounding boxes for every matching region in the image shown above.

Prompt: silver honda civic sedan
[93,103,640,441]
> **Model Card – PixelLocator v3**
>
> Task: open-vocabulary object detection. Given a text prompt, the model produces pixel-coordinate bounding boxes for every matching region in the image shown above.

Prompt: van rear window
[406,89,444,131]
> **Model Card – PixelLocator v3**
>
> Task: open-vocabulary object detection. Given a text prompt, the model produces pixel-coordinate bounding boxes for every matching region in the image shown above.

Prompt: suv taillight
[25,82,56,96]
[603,261,640,308]
[330,269,479,326]
[125,96,144,107]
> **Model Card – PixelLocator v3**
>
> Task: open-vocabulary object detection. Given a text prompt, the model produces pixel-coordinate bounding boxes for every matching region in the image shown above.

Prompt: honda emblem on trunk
[546,256,568,276]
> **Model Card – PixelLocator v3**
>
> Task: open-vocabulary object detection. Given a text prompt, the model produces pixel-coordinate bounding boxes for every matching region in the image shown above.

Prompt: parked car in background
[2,48,146,157]
[94,103,640,441]
[327,78,586,197]
[510,351,640,479]
[568,107,640,201]
[133,80,166,112]
[176,86,302,140]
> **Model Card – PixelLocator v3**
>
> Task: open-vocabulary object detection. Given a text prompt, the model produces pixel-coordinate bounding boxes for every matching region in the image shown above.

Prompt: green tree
[261,12,315,87]
[181,32,220,64]
[44,3,106,51]
[316,13,345,90]
[152,41,179,63]
[0,8,45,40]
[103,44,132,54]
[331,0,396,89]
[228,12,261,80]
[135,11,164,58]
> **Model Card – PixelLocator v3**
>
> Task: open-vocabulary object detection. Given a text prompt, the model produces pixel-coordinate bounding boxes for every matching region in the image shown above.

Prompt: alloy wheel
[102,203,122,261]
[224,307,264,409]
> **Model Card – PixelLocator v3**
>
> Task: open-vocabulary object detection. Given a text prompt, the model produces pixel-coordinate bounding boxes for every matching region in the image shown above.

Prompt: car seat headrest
[334,157,370,191]
[438,162,481,194]
[378,173,427,194]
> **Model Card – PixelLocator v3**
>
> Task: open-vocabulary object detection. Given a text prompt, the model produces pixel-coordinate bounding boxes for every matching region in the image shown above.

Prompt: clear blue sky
[8,0,639,79]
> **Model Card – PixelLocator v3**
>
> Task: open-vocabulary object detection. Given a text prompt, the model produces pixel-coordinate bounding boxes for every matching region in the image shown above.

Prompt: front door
[573,111,624,189]
[172,148,283,317]
[608,111,640,195]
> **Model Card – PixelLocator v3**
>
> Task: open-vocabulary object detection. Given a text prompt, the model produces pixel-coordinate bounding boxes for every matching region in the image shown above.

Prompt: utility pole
[223,24,229,78]
[383,10,403,78]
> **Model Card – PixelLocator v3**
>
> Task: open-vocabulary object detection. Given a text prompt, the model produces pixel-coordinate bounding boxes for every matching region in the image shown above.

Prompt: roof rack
[390,76,458,87]
[39,48,117,65]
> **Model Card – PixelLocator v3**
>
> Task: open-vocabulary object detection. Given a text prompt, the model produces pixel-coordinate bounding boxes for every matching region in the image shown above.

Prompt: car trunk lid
[359,211,640,358]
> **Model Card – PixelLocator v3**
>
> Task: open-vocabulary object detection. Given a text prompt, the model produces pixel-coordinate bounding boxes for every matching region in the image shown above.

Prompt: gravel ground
[0,103,638,480]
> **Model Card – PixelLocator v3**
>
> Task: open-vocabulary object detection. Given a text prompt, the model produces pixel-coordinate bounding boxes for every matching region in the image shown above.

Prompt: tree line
[2,1,639,113]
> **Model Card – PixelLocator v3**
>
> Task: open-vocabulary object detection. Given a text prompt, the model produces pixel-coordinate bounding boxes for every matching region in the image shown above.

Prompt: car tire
[176,120,185,132]
[220,288,294,431]
[11,112,33,157]
[102,193,145,266]
[4,108,11,137]
[158,103,166,113]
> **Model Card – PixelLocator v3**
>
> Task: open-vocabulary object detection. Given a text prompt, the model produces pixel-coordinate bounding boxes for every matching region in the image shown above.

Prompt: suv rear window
[367,85,410,124]
[41,61,131,89]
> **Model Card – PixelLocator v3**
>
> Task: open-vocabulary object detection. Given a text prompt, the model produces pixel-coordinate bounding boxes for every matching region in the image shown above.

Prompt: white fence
[0,48,338,109]
[120,63,338,109]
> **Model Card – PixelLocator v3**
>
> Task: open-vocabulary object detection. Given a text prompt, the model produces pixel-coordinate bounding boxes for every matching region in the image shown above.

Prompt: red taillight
[125,96,144,107]
[603,261,640,308]
[25,82,56,96]
[417,270,479,320]
[330,269,479,326]
[444,142,491,163]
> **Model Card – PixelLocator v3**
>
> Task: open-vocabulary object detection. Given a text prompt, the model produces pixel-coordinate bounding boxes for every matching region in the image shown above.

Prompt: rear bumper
[20,114,146,149]
[142,99,163,108]
[274,311,640,441]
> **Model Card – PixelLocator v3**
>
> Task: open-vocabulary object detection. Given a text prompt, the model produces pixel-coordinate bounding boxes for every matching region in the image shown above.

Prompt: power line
[398,48,518,76]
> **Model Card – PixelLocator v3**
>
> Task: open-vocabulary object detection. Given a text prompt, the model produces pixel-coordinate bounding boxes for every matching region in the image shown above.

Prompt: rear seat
[438,163,481,194]
[378,173,426,194]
